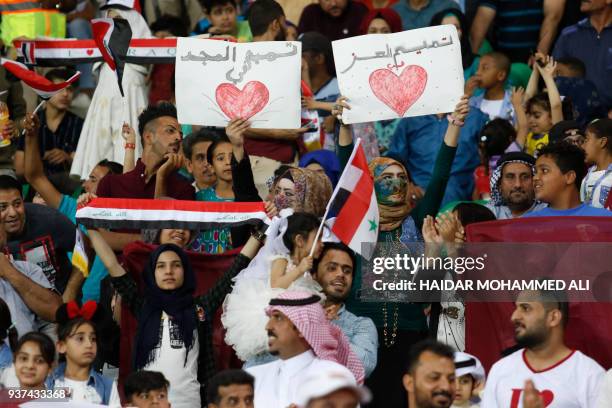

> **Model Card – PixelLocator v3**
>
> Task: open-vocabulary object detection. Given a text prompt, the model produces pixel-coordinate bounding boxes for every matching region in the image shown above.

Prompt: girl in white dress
[222,211,324,361]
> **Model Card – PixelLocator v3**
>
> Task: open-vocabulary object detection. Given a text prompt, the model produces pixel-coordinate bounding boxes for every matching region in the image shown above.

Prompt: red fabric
[359,6,403,34]
[465,217,612,372]
[66,300,98,320]
[244,138,297,163]
[148,64,174,105]
[117,241,242,387]
[473,165,491,198]
[359,0,399,11]
[606,191,612,210]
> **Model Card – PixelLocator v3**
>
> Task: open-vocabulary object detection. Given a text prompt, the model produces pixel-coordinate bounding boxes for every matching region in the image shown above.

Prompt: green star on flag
[369,219,377,231]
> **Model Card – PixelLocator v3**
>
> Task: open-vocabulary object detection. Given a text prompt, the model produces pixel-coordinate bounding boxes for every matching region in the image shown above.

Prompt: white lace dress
[221,254,322,361]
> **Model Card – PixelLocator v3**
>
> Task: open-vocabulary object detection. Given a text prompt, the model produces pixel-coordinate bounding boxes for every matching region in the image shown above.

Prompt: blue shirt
[388,109,489,206]
[523,203,612,217]
[553,18,612,109]
[392,0,459,30]
[58,195,108,302]
[469,89,515,123]
[0,343,11,371]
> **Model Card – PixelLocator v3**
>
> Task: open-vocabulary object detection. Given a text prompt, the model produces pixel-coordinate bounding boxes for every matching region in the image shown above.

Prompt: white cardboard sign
[332,25,464,124]
[175,38,301,128]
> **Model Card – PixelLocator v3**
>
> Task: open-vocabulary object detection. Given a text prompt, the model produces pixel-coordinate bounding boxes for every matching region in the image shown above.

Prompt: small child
[520,55,564,156]
[452,352,486,408]
[46,301,120,406]
[193,0,252,42]
[468,52,514,122]
[222,211,324,361]
[14,332,55,390]
[124,370,171,408]
[473,119,515,200]
[581,119,612,208]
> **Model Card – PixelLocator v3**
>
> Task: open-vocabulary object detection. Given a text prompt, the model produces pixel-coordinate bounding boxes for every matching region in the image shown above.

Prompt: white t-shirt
[479,99,505,121]
[482,349,604,408]
[580,167,612,208]
[144,313,200,408]
[54,377,121,407]
[596,369,612,408]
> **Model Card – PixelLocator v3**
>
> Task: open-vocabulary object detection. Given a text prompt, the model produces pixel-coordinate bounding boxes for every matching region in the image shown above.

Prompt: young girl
[84,199,263,408]
[222,211,324,362]
[0,299,17,372]
[46,301,121,406]
[14,332,55,390]
[581,118,612,208]
[190,136,235,254]
[519,54,564,156]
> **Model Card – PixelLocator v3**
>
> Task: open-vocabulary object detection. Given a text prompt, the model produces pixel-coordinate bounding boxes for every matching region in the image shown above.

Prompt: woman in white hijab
[70,4,151,179]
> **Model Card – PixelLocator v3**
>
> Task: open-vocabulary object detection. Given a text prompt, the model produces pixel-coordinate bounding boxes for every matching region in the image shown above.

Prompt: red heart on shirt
[368,65,428,116]
[86,49,94,56]
[215,81,269,120]
[539,390,554,407]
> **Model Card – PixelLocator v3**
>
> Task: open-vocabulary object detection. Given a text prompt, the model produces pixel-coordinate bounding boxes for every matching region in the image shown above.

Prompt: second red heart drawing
[368,65,428,116]
[215,81,270,120]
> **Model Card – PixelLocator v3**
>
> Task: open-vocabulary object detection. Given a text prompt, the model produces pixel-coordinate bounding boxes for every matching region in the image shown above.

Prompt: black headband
[269,295,321,306]
[455,358,477,370]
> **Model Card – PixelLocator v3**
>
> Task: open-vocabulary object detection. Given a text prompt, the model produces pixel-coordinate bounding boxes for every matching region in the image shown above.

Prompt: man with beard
[313,242,378,377]
[486,152,547,219]
[95,102,195,250]
[482,285,604,407]
[246,291,364,408]
[243,0,310,199]
[402,339,456,408]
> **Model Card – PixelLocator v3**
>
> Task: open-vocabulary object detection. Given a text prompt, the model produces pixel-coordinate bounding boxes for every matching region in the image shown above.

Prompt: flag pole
[308,138,362,258]
[20,100,45,137]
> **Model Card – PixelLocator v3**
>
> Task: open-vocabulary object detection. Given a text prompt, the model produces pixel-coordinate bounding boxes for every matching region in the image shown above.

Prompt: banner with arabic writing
[332,25,463,124]
[175,38,301,128]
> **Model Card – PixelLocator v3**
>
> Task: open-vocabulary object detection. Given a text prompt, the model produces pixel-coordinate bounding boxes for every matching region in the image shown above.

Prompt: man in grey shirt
[486,152,547,219]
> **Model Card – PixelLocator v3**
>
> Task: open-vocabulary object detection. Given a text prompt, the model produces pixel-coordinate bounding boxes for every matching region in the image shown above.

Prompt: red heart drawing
[86,49,94,56]
[215,81,269,120]
[539,390,554,407]
[368,65,428,116]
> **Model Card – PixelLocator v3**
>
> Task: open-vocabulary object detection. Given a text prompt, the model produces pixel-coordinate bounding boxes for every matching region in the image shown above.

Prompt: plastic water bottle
[0,100,11,148]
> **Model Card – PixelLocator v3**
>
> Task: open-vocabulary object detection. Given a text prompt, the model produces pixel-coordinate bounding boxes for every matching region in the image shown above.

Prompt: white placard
[332,25,464,124]
[175,38,301,128]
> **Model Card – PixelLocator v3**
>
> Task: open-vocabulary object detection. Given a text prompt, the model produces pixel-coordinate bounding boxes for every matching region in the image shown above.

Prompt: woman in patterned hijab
[270,167,333,217]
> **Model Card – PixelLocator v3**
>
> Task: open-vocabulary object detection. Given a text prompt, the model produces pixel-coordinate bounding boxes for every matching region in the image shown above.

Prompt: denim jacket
[469,89,516,124]
[45,362,113,404]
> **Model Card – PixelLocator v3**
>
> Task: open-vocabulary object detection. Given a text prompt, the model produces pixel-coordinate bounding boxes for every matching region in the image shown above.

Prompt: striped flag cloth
[326,139,379,259]
[91,18,132,96]
[75,198,269,230]
[0,58,80,99]
[72,229,90,277]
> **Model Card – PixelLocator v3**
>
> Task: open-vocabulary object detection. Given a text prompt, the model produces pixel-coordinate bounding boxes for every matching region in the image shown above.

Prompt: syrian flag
[91,18,132,96]
[324,139,379,259]
[76,198,269,230]
[0,58,80,99]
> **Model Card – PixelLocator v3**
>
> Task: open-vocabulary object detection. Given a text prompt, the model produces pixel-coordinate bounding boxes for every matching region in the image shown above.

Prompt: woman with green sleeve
[331,95,471,407]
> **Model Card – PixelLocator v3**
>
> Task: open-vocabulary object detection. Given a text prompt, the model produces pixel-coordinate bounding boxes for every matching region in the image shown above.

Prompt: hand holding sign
[332,25,464,124]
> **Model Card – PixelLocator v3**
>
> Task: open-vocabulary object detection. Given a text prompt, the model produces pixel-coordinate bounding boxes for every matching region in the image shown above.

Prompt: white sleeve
[597,370,612,408]
[584,363,605,408]
[481,364,500,408]
[108,381,122,407]
[12,260,52,290]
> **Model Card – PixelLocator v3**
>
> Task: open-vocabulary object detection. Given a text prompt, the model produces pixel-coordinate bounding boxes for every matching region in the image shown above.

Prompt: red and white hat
[266,290,365,384]
[100,0,141,11]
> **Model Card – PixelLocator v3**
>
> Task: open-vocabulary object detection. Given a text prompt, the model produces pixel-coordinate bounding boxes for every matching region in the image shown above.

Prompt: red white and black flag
[0,58,80,99]
[91,17,132,96]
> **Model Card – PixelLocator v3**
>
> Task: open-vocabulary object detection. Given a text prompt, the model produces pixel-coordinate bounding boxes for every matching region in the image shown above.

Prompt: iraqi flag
[91,18,132,96]
[76,197,269,230]
[326,139,379,259]
[0,58,80,99]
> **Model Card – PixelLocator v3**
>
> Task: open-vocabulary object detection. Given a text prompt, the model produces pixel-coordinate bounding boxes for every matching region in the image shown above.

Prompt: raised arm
[537,56,563,124]
[511,87,529,147]
[155,154,184,199]
[23,113,63,209]
[122,123,136,174]
[470,5,496,54]
[524,59,541,102]
[0,254,61,322]
[537,0,565,56]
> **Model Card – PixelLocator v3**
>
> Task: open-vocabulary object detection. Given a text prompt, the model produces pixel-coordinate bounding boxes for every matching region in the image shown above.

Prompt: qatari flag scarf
[92,18,132,96]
